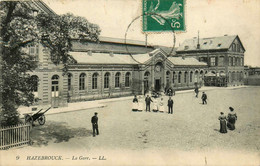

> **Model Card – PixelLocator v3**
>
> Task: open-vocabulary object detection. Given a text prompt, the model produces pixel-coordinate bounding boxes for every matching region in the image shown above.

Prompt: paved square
[30,87,260,152]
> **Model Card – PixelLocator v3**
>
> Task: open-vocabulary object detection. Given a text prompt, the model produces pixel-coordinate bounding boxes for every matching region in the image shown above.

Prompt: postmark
[124,13,176,64]
[142,0,185,32]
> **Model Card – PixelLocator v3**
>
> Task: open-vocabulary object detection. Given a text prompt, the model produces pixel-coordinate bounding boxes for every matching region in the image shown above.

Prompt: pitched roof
[69,49,207,66]
[168,57,207,66]
[69,52,138,65]
[177,35,238,52]
[25,0,57,16]
[99,36,150,46]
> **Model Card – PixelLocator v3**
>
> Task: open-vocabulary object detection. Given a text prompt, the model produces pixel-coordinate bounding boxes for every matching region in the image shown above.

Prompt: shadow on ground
[30,121,92,147]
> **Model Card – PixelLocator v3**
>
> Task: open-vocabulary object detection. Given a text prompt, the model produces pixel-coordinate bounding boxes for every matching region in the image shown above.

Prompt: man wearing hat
[91,112,99,137]
[201,92,207,105]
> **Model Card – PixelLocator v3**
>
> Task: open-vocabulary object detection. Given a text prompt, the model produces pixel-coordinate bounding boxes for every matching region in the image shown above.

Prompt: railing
[0,123,31,150]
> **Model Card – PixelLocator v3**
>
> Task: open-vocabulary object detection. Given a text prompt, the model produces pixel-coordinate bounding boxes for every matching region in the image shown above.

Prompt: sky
[43,0,260,67]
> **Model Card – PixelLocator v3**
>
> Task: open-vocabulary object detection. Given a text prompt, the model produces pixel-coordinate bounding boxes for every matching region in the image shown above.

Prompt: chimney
[197,43,200,49]
[182,55,185,60]
[87,50,92,56]
[197,30,200,49]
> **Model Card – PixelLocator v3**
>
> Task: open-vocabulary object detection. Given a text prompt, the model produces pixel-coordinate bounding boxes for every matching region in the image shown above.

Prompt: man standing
[167,97,174,114]
[145,95,153,112]
[194,87,199,98]
[91,112,99,137]
[201,92,207,105]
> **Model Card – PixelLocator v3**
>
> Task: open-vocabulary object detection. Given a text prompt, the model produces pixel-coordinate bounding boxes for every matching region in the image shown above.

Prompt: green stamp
[143,0,185,32]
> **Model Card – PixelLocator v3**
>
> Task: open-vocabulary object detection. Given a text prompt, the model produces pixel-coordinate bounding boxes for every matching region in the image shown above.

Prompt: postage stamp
[142,0,185,32]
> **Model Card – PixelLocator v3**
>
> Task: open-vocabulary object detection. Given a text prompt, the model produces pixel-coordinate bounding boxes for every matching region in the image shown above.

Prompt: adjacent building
[176,35,246,86]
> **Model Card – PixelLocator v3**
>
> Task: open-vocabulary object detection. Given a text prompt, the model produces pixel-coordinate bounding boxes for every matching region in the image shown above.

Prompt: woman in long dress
[138,96,143,112]
[218,112,227,133]
[152,98,158,112]
[158,98,165,113]
[227,107,237,130]
[132,95,138,112]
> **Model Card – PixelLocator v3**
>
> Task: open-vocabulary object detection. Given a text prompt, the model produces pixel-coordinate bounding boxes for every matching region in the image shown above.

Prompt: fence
[0,123,31,150]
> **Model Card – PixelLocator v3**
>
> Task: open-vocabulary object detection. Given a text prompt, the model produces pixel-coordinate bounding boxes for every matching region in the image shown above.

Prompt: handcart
[24,107,51,125]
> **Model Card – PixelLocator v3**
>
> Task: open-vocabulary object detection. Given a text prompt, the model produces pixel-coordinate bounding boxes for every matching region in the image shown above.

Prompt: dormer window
[203,42,207,45]
[184,46,189,50]
[217,44,221,47]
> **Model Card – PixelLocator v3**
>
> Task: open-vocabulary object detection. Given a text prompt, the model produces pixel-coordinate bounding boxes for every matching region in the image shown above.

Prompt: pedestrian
[138,96,143,112]
[152,98,158,112]
[167,96,174,114]
[91,112,99,137]
[132,95,138,112]
[158,98,165,113]
[218,112,227,133]
[194,87,199,98]
[227,107,237,130]
[201,92,207,104]
[145,95,153,112]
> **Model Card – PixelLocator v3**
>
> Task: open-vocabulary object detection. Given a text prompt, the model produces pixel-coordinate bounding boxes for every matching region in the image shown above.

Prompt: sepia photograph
[0,0,259,165]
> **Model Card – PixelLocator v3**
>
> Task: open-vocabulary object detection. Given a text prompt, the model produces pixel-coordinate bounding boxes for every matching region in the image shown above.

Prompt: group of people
[132,95,174,114]
[218,107,238,133]
[194,87,208,104]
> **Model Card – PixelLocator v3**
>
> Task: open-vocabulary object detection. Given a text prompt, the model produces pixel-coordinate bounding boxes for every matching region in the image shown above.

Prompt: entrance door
[144,80,149,93]
[51,75,59,108]
[155,79,161,92]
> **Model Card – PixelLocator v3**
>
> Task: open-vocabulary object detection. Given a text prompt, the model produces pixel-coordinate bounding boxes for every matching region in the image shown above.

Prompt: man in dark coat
[194,87,199,98]
[145,95,153,112]
[167,97,174,114]
[91,112,99,137]
[201,92,207,105]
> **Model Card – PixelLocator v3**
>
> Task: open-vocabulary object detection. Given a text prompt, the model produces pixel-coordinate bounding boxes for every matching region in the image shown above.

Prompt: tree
[0,1,100,126]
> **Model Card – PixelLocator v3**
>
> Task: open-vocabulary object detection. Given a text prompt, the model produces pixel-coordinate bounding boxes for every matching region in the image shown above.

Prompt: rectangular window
[30,47,35,55]
[210,57,216,66]
[219,57,224,66]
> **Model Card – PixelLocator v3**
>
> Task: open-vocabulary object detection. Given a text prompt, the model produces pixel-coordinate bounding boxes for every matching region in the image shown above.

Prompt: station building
[29,37,207,107]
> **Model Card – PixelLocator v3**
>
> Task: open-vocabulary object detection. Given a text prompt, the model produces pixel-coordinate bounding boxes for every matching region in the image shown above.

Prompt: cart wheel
[25,115,33,124]
[38,115,46,125]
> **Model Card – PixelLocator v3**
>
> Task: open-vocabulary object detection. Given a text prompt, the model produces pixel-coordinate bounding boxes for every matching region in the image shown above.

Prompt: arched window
[229,57,232,66]
[144,71,150,77]
[178,71,181,83]
[233,43,236,52]
[190,71,193,82]
[166,71,170,85]
[79,73,86,90]
[144,71,150,90]
[92,73,98,89]
[52,75,59,97]
[172,71,175,83]
[184,71,188,83]
[125,72,131,87]
[104,72,110,89]
[237,44,240,52]
[115,72,121,88]
[67,73,72,91]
